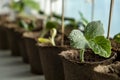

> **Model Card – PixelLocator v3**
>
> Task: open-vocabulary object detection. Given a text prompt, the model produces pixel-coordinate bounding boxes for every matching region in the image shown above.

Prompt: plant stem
[80,49,85,62]
[61,0,65,46]
[107,0,114,39]
[91,0,95,21]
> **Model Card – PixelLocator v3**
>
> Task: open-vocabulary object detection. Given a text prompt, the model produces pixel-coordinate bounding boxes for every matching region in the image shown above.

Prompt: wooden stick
[50,0,52,20]
[91,0,95,21]
[61,0,64,46]
[107,0,114,39]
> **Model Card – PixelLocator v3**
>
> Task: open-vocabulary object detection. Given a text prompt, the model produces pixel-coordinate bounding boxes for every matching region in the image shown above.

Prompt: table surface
[0,50,45,80]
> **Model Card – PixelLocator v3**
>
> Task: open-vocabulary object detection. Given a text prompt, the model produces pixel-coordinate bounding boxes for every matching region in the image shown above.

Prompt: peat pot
[0,23,9,50]
[23,32,43,74]
[37,45,69,80]
[60,49,120,80]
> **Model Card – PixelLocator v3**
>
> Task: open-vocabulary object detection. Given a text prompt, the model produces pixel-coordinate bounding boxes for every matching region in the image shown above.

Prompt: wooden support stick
[61,0,65,46]
[107,0,114,39]
[50,0,52,20]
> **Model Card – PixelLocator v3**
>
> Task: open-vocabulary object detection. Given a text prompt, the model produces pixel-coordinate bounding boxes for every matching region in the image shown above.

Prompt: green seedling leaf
[38,38,51,43]
[38,28,57,46]
[23,0,40,11]
[46,21,58,30]
[10,1,24,12]
[113,33,120,43]
[19,20,28,30]
[79,12,88,26]
[69,30,88,49]
[84,21,104,40]
[89,36,111,58]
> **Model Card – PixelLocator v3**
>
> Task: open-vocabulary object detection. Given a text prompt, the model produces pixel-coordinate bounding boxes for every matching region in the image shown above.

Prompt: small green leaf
[69,30,88,49]
[89,36,112,58]
[23,0,40,11]
[38,38,51,43]
[19,20,28,30]
[79,12,88,26]
[84,21,104,40]
[113,33,120,43]
[46,21,58,30]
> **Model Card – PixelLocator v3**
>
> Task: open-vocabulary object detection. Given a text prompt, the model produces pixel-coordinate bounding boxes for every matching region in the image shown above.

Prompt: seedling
[18,19,36,31]
[69,21,111,62]
[113,33,120,43]
[38,28,57,46]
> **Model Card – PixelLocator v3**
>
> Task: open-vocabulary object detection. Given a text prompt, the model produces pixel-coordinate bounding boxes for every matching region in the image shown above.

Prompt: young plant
[69,21,111,62]
[38,28,57,46]
[113,33,120,43]
[18,19,36,31]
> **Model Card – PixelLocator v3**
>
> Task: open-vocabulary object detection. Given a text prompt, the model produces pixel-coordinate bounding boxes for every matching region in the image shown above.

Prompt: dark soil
[60,49,116,64]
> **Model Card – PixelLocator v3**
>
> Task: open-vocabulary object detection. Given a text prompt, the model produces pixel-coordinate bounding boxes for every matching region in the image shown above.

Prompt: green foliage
[89,36,111,58]
[10,0,40,13]
[69,21,111,62]
[84,21,104,40]
[79,12,88,26]
[113,33,120,43]
[18,20,35,31]
[23,0,40,11]
[46,21,58,30]
[38,28,57,46]
[69,30,88,49]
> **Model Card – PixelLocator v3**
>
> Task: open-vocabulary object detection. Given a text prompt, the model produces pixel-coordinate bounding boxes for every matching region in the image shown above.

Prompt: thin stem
[80,49,85,62]
[91,0,95,21]
[61,0,65,46]
[107,0,114,39]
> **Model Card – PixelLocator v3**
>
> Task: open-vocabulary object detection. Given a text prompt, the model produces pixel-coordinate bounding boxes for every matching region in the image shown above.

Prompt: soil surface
[60,49,115,63]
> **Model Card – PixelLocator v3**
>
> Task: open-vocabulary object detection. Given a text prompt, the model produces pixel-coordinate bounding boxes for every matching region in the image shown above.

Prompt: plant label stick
[61,0,65,46]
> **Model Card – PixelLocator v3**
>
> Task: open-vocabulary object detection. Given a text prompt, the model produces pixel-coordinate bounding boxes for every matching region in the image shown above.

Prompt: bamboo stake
[50,0,52,20]
[61,0,64,46]
[91,0,95,21]
[107,0,114,39]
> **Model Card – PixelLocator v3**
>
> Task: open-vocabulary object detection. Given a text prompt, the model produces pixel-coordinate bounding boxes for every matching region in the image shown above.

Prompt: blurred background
[0,0,120,37]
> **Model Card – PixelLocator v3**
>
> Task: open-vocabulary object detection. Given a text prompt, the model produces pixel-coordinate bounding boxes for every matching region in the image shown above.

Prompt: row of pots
[1,20,120,80]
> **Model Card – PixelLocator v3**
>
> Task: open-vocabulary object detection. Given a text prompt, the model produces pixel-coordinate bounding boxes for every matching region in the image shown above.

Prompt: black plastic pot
[37,45,69,80]
[60,49,119,80]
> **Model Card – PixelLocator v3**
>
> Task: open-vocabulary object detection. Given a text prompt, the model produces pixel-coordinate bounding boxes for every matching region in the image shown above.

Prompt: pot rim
[60,49,117,65]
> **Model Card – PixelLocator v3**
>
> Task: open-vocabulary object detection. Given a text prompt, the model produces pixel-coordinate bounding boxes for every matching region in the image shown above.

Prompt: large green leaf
[89,36,111,58]
[113,33,120,43]
[69,30,88,49]
[84,21,104,40]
